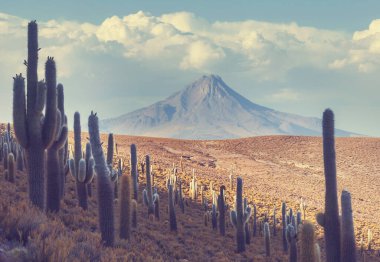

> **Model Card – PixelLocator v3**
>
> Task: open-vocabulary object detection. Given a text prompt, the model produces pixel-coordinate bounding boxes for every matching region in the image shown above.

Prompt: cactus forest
[0,15,379,262]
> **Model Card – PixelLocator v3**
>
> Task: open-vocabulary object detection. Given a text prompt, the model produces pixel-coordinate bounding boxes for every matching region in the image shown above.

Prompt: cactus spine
[168,184,177,232]
[119,174,132,240]
[13,21,59,209]
[341,190,356,262]
[316,109,340,262]
[264,222,271,257]
[218,185,226,236]
[130,144,139,201]
[230,177,251,253]
[143,155,154,215]
[88,112,115,247]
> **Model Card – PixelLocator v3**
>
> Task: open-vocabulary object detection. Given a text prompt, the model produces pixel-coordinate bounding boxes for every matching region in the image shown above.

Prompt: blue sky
[1,1,380,136]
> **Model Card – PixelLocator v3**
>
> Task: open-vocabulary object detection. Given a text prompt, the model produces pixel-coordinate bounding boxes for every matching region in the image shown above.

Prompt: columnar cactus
[300,221,316,262]
[179,179,185,213]
[13,21,58,209]
[316,109,341,262]
[3,143,8,169]
[230,177,251,253]
[168,184,177,232]
[273,207,277,236]
[132,200,138,228]
[264,222,271,257]
[253,204,257,237]
[130,144,139,201]
[153,190,160,220]
[16,148,24,171]
[211,204,218,230]
[218,185,226,236]
[287,224,297,262]
[7,153,15,183]
[341,190,356,262]
[46,86,68,212]
[190,169,197,200]
[119,174,131,240]
[282,202,288,252]
[143,155,155,215]
[70,113,94,210]
[88,112,115,247]
[244,198,251,245]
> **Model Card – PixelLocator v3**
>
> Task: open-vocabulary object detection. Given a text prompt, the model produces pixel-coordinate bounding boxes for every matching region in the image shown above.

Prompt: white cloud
[271,88,300,102]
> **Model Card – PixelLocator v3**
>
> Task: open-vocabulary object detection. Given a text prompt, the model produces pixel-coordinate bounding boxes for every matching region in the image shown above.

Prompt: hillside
[0,128,378,261]
[101,75,358,139]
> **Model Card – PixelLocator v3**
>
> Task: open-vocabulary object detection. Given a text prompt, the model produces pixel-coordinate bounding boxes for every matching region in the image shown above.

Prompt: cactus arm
[26,21,38,114]
[42,57,57,148]
[69,158,76,179]
[35,81,46,113]
[12,74,28,148]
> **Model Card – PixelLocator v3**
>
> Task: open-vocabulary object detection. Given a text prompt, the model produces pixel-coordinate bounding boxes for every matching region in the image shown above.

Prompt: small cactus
[218,185,226,236]
[119,174,132,240]
[168,184,177,232]
[264,222,271,257]
[7,153,15,183]
[300,221,316,262]
[282,202,288,252]
[287,224,297,262]
[130,144,139,201]
[230,177,251,253]
[153,190,160,221]
[142,155,155,216]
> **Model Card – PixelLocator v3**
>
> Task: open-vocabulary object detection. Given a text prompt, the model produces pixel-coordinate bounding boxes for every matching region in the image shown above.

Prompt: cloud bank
[0,11,379,135]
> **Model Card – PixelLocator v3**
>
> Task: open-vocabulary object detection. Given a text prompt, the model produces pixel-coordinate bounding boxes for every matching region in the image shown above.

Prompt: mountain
[101,75,357,139]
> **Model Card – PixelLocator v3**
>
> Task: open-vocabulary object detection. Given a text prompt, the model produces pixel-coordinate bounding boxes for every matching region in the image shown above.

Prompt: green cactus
[143,155,155,215]
[13,21,59,209]
[46,86,68,212]
[130,144,139,201]
[168,184,177,232]
[341,190,356,262]
[316,109,341,262]
[217,185,226,236]
[119,174,132,240]
[132,200,138,228]
[264,222,271,257]
[286,224,297,262]
[230,177,251,253]
[7,153,15,183]
[88,112,115,247]
[70,113,94,210]
[282,202,288,252]
[300,221,316,262]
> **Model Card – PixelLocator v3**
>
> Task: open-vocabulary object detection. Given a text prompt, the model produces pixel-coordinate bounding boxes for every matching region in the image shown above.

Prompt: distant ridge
[101,75,358,139]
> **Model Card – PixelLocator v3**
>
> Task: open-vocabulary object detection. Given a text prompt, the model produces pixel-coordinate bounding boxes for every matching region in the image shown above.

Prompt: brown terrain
[0,124,379,261]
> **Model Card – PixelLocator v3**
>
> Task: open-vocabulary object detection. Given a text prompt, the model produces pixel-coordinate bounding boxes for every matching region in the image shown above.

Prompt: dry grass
[0,129,379,261]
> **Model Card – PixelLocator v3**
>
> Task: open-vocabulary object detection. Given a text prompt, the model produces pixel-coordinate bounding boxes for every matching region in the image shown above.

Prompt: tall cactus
[316,109,340,262]
[13,21,58,209]
[282,202,288,252]
[143,155,154,215]
[70,113,94,210]
[46,85,68,212]
[57,84,68,199]
[168,184,177,232]
[230,177,251,253]
[218,185,226,236]
[88,112,115,247]
[130,144,139,201]
[341,190,356,262]
[119,174,132,240]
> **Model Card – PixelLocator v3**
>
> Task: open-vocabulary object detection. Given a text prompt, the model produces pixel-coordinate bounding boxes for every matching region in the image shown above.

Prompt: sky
[0,1,380,136]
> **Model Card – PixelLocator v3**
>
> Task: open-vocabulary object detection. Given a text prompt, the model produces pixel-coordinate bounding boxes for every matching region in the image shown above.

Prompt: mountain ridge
[101,75,358,139]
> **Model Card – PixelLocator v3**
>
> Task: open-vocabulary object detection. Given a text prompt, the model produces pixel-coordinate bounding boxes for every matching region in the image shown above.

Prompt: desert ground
[0,126,379,261]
